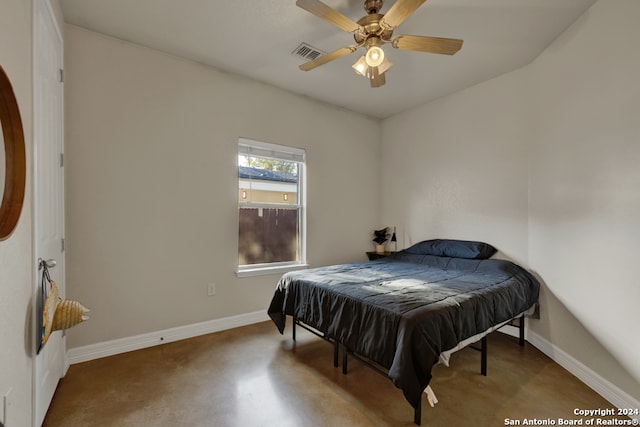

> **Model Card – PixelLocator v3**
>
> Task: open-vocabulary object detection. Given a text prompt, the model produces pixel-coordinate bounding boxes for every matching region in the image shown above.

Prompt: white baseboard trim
[527,329,640,419]
[497,324,522,339]
[66,310,270,365]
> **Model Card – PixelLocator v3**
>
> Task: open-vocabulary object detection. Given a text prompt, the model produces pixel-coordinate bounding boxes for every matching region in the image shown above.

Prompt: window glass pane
[238,155,298,204]
[238,207,299,265]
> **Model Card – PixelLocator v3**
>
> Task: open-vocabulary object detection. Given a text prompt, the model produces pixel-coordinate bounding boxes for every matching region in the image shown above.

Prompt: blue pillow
[404,239,497,260]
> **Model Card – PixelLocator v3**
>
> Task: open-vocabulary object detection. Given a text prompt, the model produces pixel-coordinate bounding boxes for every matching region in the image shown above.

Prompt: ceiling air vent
[292,42,325,61]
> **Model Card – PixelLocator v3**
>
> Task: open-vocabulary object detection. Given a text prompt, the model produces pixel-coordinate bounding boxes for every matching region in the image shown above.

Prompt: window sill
[236,263,309,278]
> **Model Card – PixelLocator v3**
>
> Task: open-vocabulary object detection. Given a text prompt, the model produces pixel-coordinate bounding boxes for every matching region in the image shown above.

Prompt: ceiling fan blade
[299,45,359,71]
[369,67,386,88]
[391,35,463,55]
[296,0,361,33]
[380,0,428,30]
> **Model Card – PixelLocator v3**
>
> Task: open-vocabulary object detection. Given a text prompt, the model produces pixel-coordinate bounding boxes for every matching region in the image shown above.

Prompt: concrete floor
[43,321,617,426]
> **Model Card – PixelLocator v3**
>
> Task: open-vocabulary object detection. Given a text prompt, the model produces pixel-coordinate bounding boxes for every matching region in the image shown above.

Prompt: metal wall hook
[38,258,57,270]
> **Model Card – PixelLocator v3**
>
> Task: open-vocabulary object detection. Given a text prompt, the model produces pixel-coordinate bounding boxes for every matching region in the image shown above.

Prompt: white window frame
[236,137,308,277]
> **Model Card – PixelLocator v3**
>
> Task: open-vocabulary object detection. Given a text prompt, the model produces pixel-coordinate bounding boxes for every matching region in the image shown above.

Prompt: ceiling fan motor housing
[364,0,384,14]
[354,13,393,44]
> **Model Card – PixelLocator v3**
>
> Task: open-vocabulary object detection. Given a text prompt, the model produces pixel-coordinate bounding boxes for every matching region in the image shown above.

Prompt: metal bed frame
[291,314,526,425]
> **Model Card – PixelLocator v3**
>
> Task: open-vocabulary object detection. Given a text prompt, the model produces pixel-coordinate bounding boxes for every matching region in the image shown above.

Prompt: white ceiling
[59,0,597,119]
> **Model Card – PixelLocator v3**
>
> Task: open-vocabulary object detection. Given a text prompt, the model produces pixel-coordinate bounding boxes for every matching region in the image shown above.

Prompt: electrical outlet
[207,283,216,296]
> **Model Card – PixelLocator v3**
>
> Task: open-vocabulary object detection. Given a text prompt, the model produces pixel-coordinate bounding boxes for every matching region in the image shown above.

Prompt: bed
[267,239,540,425]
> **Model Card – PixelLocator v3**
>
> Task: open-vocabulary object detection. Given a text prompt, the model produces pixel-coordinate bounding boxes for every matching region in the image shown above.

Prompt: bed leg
[519,315,525,347]
[292,316,296,341]
[414,397,422,425]
[481,336,487,376]
[342,346,348,375]
[334,340,339,368]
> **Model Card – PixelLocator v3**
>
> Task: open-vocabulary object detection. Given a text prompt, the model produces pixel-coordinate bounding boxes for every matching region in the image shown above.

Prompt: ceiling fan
[297,0,463,88]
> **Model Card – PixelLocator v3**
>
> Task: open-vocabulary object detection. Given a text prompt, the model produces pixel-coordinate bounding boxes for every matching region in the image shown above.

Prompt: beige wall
[382,68,530,265]
[381,0,640,400]
[63,25,380,347]
[527,0,640,394]
[0,1,33,426]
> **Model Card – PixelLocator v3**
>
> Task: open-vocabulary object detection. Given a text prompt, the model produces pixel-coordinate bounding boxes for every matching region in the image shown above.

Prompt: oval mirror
[0,64,26,241]
[0,123,4,200]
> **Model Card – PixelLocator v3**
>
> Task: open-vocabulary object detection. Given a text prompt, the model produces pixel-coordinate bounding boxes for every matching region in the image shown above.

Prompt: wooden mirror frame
[0,65,26,241]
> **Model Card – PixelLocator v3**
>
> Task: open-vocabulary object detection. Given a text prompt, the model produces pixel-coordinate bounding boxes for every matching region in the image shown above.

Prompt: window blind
[238,137,305,163]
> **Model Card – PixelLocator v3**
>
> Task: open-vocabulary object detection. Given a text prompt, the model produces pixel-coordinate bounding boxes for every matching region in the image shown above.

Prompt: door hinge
[59,68,64,83]
[61,238,65,252]
[60,153,64,167]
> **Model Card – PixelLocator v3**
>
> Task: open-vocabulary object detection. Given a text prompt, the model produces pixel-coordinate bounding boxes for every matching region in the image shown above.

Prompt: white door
[33,0,65,425]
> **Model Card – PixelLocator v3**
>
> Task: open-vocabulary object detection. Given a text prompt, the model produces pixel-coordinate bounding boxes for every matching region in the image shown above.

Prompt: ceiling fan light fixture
[352,55,368,77]
[377,56,392,74]
[365,45,385,67]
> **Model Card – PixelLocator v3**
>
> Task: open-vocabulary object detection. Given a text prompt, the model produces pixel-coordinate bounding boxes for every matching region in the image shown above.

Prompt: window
[236,138,307,276]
